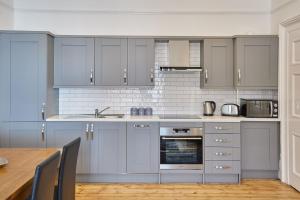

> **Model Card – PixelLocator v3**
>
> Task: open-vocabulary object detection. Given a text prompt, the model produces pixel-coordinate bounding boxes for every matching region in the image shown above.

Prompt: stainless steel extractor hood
[160,40,202,72]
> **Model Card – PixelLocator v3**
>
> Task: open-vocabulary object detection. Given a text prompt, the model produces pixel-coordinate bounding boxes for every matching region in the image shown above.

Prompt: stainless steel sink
[97,114,124,119]
[63,114,94,119]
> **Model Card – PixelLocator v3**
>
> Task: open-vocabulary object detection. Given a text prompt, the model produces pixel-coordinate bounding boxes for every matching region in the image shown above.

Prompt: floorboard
[76,179,300,200]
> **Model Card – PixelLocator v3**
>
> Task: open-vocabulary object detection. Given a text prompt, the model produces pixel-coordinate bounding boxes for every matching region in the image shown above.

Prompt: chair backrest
[57,137,81,200]
[31,151,60,200]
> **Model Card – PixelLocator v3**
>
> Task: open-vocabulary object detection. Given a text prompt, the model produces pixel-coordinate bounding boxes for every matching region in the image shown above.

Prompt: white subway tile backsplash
[59,42,278,115]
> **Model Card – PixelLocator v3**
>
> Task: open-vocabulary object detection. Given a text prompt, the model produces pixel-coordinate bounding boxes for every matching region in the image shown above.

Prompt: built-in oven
[160,127,203,170]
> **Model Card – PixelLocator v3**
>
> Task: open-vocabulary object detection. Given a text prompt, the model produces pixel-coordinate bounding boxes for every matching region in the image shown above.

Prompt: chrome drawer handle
[215,126,229,130]
[134,124,150,128]
[215,165,231,170]
[215,139,225,143]
[215,152,226,156]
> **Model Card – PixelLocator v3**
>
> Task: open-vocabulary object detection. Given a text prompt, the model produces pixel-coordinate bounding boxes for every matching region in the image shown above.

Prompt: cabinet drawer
[205,134,240,147]
[205,147,240,161]
[205,123,240,134]
[205,161,240,174]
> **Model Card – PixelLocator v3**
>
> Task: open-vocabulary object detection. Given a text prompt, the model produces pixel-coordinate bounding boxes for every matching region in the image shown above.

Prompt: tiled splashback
[59,42,278,115]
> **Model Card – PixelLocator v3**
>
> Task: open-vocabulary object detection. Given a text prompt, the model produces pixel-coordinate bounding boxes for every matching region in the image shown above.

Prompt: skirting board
[241,170,279,179]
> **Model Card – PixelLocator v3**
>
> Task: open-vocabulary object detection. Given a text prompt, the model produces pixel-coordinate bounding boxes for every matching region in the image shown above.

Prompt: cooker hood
[160,40,202,72]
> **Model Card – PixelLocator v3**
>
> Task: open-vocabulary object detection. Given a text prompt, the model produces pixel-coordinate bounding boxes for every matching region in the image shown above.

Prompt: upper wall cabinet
[95,38,128,86]
[128,39,155,86]
[54,37,155,87]
[0,33,58,122]
[234,36,278,89]
[201,39,233,89]
[54,37,95,87]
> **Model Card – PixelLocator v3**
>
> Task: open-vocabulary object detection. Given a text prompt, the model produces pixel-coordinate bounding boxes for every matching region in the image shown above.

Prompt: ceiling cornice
[13,8,270,15]
[271,0,296,14]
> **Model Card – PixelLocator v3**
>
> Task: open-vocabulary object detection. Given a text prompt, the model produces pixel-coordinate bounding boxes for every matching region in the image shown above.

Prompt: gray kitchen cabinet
[234,36,278,89]
[204,122,241,183]
[128,39,155,86]
[89,122,126,174]
[0,122,10,147]
[0,33,58,122]
[201,39,233,89]
[95,38,128,86]
[9,122,46,148]
[0,34,10,121]
[47,122,91,174]
[241,122,279,173]
[54,37,95,87]
[127,122,159,174]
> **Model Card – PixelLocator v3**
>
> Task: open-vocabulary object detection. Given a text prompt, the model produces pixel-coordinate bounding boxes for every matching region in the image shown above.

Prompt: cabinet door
[241,122,279,171]
[90,122,126,174]
[0,34,10,121]
[9,122,46,148]
[54,37,95,87]
[8,34,47,121]
[128,39,155,86]
[127,122,159,174]
[0,122,10,147]
[202,39,233,89]
[95,38,128,86]
[234,37,278,88]
[47,122,90,174]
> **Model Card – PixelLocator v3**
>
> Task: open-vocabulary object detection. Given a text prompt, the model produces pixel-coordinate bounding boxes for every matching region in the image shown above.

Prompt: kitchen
[0,0,300,200]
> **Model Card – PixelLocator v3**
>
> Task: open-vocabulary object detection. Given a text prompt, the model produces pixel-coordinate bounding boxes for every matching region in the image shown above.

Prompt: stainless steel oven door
[160,136,203,170]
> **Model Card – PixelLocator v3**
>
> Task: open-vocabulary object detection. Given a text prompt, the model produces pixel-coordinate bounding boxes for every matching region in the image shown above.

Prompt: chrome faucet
[95,107,111,118]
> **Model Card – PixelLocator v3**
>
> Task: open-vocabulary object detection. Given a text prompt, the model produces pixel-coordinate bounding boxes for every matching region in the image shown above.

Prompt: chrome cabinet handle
[123,68,127,84]
[134,124,150,128]
[215,152,229,156]
[90,69,94,85]
[90,123,94,140]
[237,69,241,84]
[215,126,228,130]
[41,123,45,141]
[215,165,231,170]
[215,138,225,143]
[150,67,154,83]
[205,69,208,83]
[85,123,89,140]
[41,103,46,120]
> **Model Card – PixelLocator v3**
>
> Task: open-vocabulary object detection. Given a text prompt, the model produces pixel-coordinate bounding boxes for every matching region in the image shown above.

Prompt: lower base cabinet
[241,122,280,179]
[46,122,91,174]
[204,122,241,184]
[0,122,46,148]
[127,122,160,174]
[90,122,126,174]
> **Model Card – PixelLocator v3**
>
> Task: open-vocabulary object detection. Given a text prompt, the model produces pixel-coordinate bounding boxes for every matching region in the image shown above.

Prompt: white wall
[0,0,14,29]
[12,0,271,35]
[271,0,300,33]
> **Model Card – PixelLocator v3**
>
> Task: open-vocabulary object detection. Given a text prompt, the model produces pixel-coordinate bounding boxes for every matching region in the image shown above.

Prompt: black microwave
[240,99,278,118]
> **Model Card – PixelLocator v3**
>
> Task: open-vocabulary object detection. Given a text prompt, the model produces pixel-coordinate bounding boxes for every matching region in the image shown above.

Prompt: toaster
[221,104,240,116]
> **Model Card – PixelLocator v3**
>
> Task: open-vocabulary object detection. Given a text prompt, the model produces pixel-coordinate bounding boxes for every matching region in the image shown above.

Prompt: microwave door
[248,101,271,117]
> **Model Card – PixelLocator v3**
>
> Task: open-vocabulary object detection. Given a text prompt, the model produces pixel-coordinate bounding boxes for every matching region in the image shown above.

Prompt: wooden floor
[76,180,300,200]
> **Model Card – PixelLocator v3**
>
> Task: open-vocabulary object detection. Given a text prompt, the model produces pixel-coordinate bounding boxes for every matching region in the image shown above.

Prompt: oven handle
[270,101,273,117]
[161,137,202,140]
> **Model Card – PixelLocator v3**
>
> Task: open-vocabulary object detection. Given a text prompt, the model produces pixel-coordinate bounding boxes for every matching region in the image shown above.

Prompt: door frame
[279,14,300,184]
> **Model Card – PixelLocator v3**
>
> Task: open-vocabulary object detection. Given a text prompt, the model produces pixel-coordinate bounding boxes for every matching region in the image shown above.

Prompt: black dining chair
[55,137,81,200]
[30,151,61,200]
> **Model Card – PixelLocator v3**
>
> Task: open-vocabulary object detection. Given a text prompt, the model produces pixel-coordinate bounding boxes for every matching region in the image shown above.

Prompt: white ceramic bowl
[0,157,8,167]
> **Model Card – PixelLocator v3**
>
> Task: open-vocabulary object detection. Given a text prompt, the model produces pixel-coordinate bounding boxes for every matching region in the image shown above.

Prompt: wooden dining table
[0,148,59,200]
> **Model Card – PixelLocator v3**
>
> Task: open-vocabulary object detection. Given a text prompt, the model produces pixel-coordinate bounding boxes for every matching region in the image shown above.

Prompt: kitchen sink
[96,114,124,119]
[62,114,94,119]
